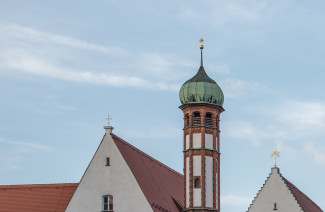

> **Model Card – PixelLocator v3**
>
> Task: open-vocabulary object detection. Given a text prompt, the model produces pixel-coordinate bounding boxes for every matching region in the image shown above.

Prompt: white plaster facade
[186,157,190,207]
[66,127,153,212]
[205,156,213,207]
[193,155,201,206]
[216,172,218,209]
[185,134,189,149]
[205,134,213,149]
[248,168,303,212]
[193,133,201,148]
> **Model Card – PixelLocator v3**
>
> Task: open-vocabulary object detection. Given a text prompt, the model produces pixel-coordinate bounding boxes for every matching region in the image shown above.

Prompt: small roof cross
[271,148,280,167]
[106,115,112,126]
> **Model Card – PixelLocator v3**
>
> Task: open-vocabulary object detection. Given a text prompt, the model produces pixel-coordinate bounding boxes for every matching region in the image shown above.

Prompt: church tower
[179,40,224,212]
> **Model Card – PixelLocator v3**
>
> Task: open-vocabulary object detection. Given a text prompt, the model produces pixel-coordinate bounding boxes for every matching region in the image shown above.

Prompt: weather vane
[199,38,204,49]
[271,148,280,167]
[106,115,112,126]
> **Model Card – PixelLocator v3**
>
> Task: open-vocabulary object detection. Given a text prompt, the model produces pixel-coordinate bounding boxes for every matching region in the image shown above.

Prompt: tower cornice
[180,103,225,114]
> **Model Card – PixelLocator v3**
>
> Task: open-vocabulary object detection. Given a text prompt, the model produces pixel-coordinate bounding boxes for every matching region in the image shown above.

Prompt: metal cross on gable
[106,115,112,126]
[271,148,280,167]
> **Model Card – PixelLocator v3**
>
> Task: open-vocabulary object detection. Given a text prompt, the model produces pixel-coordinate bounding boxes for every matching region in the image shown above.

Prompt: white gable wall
[66,130,153,212]
[248,168,303,212]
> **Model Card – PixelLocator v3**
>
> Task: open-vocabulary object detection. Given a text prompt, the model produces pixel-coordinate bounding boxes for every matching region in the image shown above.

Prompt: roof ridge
[0,183,78,189]
[283,177,323,212]
[112,133,183,178]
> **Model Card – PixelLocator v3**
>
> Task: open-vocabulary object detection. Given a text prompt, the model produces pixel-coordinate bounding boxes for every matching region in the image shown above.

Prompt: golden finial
[199,38,204,49]
[271,148,280,167]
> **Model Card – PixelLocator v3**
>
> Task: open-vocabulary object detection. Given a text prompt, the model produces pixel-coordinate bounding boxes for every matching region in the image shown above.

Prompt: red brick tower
[179,40,224,212]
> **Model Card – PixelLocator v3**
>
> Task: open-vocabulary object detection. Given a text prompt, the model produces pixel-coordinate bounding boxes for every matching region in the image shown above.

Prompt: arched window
[194,176,201,188]
[192,112,201,126]
[185,114,190,127]
[205,113,213,127]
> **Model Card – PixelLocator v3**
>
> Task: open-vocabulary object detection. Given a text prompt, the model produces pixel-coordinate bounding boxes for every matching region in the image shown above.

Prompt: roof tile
[112,134,184,212]
[283,178,323,212]
[0,183,78,212]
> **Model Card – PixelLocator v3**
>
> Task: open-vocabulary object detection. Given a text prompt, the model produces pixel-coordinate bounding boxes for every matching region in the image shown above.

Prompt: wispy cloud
[135,52,195,81]
[0,23,261,95]
[179,0,280,26]
[224,122,264,146]
[0,23,127,55]
[0,138,51,170]
[221,79,259,98]
[304,141,325,165]
[0,49,179,91]
[0,23,196,91]
[223,121,286,146]
[276,101,325,131]
[0,138,51,151]
[226,100,325,150]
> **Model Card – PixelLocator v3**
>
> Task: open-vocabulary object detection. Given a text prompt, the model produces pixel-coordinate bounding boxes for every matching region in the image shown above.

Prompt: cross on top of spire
[271,148,280,167]
[106,115,112,126]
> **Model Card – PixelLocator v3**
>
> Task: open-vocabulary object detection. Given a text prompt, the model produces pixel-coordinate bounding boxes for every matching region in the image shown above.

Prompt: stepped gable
[0,183,78,212]
[112,134,184,212]
[283,178,323,212]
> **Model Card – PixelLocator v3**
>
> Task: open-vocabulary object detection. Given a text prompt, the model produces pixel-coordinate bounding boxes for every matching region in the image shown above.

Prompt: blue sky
[0,0,325,211]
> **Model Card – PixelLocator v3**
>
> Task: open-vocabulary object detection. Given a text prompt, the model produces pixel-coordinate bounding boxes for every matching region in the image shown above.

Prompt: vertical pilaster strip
[184,128,187,208]
[189,152,194,207]
[189,116,193,207]
[201,111,206,207]
[213,115,217,209]
[217,115,221,211]
[202,150,206,207]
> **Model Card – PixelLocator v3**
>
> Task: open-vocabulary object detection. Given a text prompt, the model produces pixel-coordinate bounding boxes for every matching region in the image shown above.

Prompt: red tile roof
[284,178,323,212]
[0,183,78,212]
[112,134,184,212]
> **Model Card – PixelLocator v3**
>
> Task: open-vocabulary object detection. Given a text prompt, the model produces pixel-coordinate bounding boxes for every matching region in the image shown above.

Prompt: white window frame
[102,195,113,211]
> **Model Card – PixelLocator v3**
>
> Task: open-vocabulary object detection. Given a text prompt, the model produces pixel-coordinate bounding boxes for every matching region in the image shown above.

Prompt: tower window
[105,157,110,166]
[273,203,277,210]
[185,114,190,127]
[205,113,213,127]
[192,112,201,126]
[103,195,113,211]
[194,176,201,188]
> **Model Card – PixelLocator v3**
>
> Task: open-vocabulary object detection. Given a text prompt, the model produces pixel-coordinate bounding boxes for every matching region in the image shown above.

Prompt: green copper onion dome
[179,43,224,106]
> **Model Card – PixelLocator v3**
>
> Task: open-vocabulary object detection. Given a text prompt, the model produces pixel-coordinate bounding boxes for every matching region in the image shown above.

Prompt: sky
[0,0,325,211]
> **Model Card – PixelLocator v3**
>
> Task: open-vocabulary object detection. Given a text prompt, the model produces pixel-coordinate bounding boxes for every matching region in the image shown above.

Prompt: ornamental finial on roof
[199,38,204,66]
[106,115,112,126]
[199,38,204,49]
[104,115,114,134]
[271,148,280,167]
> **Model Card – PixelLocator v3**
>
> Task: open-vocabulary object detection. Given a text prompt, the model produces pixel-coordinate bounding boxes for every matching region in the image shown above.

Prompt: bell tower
[179,39,224,212]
